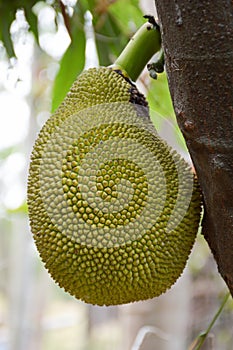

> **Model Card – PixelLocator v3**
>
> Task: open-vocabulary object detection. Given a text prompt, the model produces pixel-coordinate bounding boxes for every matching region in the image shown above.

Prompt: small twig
[59,0,72,37]
[189,291,231,350]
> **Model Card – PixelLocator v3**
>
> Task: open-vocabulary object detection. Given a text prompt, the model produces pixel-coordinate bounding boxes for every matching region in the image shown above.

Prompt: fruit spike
[27,20,202,306]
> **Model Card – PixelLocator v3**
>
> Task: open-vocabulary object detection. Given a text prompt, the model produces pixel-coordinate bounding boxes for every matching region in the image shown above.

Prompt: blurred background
[0,1,232,349]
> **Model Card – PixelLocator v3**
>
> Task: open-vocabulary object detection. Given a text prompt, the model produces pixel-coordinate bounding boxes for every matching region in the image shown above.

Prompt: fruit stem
[112,21,161,82]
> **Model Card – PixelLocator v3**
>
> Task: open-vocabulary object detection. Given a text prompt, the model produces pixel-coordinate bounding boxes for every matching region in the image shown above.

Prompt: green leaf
[79,0,96,13]
[51,27,86,112]
[24,3,39,44]
[7,201,28,214]
[0,0,40,57]
[94,12,127,66]
[0,4,16,57]
[90,0,145,66]
[109,0,145,34]
[0,146,16,160]
[147,73,188,151]
[147,72,175,118]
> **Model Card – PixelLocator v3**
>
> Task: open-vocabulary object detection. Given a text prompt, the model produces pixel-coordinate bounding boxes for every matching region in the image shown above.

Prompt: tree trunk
[154,0,233,295]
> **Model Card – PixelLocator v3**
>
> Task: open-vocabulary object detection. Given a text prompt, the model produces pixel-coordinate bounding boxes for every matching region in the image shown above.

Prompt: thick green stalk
[112,22,161,81]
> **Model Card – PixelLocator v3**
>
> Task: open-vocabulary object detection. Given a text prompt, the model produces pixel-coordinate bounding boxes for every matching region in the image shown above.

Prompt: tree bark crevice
[154,0,233,295]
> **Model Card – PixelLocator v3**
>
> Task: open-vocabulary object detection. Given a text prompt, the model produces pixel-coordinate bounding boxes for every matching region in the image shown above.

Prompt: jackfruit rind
[28,67,201,305]
[39,103,169,247]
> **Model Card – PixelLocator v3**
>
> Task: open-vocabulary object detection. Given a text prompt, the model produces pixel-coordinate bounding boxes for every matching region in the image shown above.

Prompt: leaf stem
[112,21,161,81]
[190,291,231,350]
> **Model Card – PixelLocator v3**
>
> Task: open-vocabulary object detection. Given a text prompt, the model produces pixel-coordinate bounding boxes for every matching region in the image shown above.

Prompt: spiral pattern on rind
[27,68,201,305]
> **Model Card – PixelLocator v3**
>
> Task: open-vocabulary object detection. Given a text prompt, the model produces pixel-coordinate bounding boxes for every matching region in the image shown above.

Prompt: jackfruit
[28,67,201,306]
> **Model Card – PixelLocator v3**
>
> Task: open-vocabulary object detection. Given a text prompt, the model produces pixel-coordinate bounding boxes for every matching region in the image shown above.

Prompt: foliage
[0,0,39,57]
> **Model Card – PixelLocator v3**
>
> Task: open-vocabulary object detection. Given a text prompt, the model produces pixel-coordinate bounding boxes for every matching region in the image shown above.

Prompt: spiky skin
[28,67,201,306]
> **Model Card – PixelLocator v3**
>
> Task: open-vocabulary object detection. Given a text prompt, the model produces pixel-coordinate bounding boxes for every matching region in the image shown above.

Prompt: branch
[113,20,161,81]
[154,1,233,295]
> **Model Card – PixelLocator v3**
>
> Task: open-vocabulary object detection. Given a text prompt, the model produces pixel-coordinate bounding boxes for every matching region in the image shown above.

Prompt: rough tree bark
[154,1,233,296]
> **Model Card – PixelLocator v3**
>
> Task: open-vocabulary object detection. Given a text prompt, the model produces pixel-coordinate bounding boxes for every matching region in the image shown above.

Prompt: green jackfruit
[27,67,201,306]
